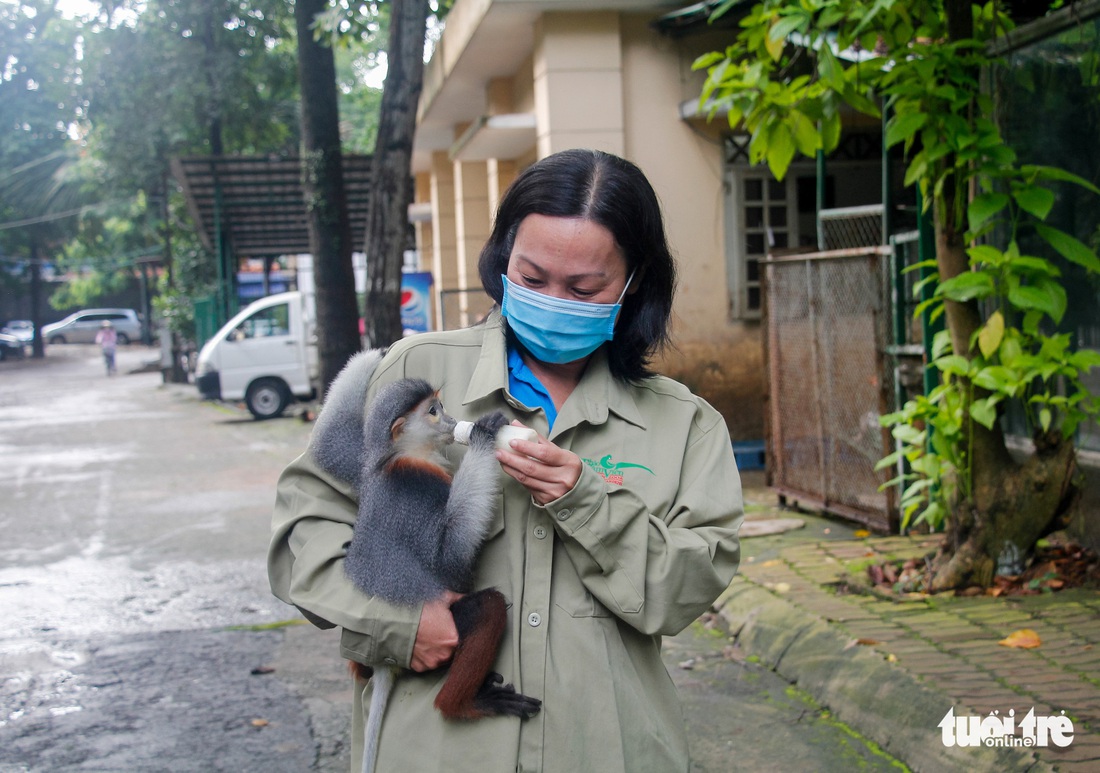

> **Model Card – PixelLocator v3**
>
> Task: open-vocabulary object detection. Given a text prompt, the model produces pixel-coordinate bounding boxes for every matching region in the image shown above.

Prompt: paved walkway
[726,474,1100,772]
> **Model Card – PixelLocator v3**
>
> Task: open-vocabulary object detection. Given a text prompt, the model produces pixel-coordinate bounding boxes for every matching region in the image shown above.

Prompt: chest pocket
[484,497,505,542]
[550,541,611,618]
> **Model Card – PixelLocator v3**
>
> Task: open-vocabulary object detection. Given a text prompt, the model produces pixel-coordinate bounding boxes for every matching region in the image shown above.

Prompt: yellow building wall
[617,14,763,439]
[415,4,766,439]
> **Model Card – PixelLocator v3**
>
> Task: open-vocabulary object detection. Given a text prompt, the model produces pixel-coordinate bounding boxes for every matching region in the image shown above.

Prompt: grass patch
[222,618,309,632]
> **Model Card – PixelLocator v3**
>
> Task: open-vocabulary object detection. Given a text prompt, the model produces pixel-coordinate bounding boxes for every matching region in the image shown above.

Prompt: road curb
[716,580,1056,773]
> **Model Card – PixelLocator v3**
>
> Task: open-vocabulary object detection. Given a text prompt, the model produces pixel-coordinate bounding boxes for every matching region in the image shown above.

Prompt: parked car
[1,319,34,343]
[42,309,142,345]
[0,332,25,361]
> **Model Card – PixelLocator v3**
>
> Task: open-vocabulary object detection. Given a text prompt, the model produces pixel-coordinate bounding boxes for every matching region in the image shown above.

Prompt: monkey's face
[393,393,458,455]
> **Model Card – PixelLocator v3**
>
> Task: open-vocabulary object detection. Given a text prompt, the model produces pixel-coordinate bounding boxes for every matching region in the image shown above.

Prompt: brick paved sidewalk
[720,532,1100,772]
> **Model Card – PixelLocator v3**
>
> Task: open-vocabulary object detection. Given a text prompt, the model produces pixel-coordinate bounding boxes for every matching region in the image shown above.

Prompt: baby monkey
[308,353,541,773]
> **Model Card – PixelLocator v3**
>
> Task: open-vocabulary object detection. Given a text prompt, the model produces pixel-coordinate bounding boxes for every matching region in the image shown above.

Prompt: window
[725,169,799,319]
[236,304,290,339]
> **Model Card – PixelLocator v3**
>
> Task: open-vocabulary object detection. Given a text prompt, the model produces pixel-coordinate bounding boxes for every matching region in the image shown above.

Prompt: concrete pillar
[533,12,625,157]
[430,151,458,331]
[453,159,491,329]
[486,159,518,221]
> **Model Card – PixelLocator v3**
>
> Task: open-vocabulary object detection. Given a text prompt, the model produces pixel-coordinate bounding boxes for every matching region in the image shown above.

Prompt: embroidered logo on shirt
[582,454,655,486]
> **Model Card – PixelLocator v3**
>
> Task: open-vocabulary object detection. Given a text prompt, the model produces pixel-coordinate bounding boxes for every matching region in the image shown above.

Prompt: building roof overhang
[414,0,682,172]
[170,154,374,258]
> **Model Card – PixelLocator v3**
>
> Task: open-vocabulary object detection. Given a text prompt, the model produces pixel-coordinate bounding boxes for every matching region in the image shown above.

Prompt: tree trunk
[923,0,1081,590]
[926,204,1081,590]
[362,0,430,349]
[296,0,362,396]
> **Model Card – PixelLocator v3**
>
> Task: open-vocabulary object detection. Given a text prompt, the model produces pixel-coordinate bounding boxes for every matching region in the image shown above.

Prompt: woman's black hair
[478,148,677,382]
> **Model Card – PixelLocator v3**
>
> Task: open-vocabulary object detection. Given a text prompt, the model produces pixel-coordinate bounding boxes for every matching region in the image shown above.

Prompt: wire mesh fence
[818,204,885,250]
[764,245,899,532]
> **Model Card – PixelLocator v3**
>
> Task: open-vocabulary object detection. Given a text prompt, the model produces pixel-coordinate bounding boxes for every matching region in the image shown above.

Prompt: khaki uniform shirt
[268,313,743,772]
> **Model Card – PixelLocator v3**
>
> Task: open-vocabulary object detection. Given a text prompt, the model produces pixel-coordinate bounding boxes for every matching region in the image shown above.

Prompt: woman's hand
[496,425,582,505]
[410,591,463,672]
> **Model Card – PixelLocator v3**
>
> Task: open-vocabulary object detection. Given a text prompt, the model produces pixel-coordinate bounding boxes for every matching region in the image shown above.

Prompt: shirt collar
[463,310,647,431]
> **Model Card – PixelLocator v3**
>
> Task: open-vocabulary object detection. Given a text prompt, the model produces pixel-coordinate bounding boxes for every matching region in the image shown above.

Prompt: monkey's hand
[468,411,510,450]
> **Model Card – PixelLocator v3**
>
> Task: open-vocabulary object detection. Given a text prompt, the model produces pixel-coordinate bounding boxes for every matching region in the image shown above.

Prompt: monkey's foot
[473,672,542,719]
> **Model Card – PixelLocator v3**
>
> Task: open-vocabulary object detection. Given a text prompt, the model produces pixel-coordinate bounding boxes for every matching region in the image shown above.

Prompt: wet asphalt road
[0,344,903,772]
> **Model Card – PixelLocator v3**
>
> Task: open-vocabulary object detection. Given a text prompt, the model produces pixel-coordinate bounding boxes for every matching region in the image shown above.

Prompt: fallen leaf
[855,638,882,646]
[251,719,270,728]
[886,653,898,662]
[999,629,1041,649]
[854,530,871,538]
[761,559,783,568]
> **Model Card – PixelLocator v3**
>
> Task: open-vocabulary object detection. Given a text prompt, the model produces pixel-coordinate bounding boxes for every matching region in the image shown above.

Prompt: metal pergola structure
[170,153,373,327]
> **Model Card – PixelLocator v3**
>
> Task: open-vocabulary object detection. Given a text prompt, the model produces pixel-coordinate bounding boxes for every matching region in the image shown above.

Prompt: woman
[269,149,743,772]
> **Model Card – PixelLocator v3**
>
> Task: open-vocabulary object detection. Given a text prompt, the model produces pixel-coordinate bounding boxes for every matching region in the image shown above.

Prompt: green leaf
[1022,164,1100,195]
[967,244,1002,265]
[769,13,805,42]
[766,122,796,179]
[978,310,1004,358]
[1039,407,1052,432]
[972,366,1017,394]
[999,335,1023,366]
[885,112,927,149]
[1034,224,1100,273]
[970,396,999,430]
[693,52,725,70]
[903,153,928,187]
[935,355,971,376]
[937,271,995,302]
[901,477,934,501]
[874,450,902,471]
[765,20,785,61]
[1008,281,1067,324]
[911,501,945,531]
[902,258,939,275]
[817,43,843,89]
[968,193,1009,231]
[931,329,953,360]
[1012,185,1055,221]
[788,110,821,156]
[1070,349,1100,370]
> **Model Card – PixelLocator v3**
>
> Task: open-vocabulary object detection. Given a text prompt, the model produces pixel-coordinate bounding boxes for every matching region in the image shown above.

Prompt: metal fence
[818,204,884,250]
[763,245,899,532]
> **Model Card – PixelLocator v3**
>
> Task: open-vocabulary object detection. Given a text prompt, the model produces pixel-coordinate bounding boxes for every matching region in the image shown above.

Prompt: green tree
[296,0,362,394]
[697,0,1100,589]
[77,0,301,377]
[0,1,86,356]
[314,0,448,349]
[362,0,430,348]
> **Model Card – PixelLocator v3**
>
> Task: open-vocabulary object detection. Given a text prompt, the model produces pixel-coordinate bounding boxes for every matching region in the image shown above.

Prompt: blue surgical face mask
[500,271,635,364]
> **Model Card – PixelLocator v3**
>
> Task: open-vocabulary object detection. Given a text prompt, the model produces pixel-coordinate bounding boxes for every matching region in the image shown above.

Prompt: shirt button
[533,526,547,539]
[527,612,542,627]
[383,657,396,665]
[556,508,571,521]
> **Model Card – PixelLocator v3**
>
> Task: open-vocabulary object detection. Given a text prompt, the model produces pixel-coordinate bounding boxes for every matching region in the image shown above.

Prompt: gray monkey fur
[308,347,506,603]
[308,348,385,487]
[305,349,520,773]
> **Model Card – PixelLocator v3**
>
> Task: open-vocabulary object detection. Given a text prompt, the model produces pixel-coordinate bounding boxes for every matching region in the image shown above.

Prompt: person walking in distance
[96,320,118,376]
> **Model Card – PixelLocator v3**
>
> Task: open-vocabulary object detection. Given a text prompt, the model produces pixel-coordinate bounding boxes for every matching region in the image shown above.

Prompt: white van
[195,291,317,419]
